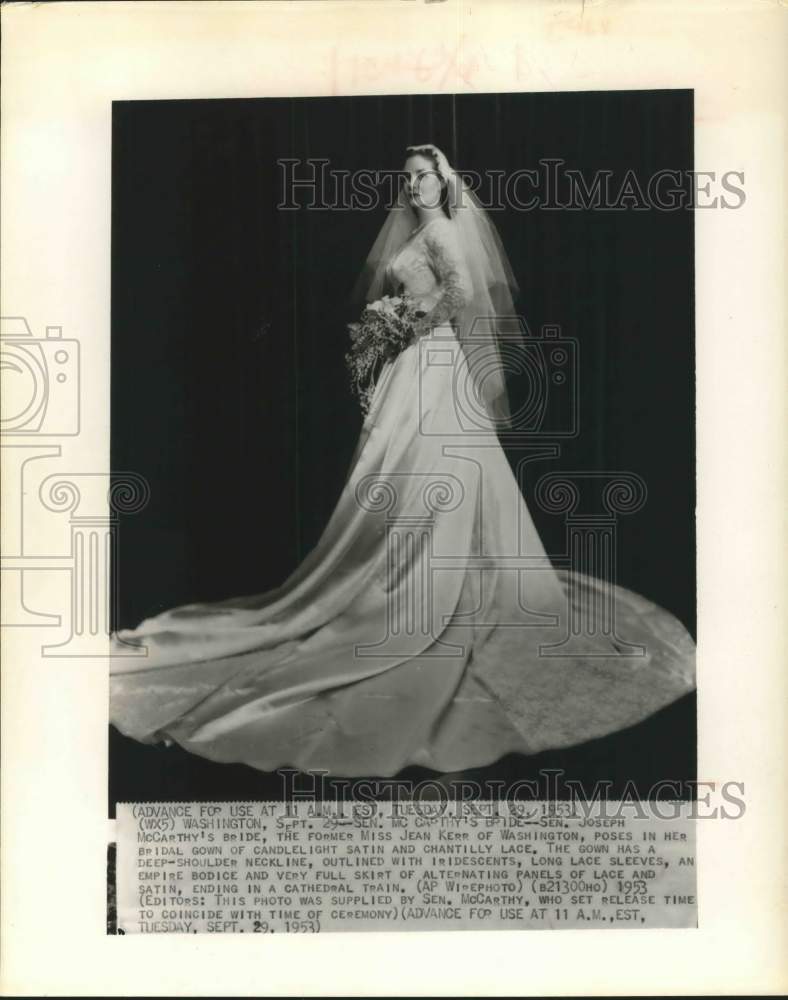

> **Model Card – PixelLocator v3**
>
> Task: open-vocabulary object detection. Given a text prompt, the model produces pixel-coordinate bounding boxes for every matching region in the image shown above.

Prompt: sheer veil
[352,143,524,426]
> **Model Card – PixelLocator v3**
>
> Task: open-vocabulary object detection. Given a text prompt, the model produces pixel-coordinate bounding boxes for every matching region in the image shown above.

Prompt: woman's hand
[412,310,431,339]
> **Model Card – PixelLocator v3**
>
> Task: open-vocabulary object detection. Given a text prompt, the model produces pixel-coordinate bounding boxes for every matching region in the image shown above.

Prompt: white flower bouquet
[345,294,425,414]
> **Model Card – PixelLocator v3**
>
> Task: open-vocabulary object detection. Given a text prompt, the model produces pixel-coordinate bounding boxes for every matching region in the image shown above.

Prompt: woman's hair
[404,144,452,219]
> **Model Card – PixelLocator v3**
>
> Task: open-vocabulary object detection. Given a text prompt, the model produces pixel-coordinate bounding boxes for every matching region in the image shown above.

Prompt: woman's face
[403,153,444,210]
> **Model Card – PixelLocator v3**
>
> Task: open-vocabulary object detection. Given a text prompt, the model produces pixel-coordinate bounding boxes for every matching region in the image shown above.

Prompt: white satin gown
[110,217,696,775]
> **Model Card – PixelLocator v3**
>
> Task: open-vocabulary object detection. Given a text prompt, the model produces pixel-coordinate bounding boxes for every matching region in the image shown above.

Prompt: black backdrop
[110,91,695,805]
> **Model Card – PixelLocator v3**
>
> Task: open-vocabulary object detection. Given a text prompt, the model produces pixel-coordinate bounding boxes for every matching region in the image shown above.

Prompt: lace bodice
[385,216,473,331]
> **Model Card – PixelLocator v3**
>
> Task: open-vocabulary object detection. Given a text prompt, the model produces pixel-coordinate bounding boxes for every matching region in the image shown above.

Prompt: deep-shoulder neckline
[387,217,447,273]
[409,216,446,239]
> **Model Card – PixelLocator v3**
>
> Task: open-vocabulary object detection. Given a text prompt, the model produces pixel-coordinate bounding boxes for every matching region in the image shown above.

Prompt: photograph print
[108,90,697,807]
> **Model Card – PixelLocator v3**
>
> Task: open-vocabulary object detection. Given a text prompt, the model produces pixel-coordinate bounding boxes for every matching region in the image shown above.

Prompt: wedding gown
[110,217,696,776]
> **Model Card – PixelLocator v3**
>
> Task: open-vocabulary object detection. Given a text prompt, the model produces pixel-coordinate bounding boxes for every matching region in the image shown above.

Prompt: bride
[110,143,696,777]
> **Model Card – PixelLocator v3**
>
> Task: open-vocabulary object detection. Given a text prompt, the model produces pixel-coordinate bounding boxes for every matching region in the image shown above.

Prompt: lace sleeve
[415,219,474,333]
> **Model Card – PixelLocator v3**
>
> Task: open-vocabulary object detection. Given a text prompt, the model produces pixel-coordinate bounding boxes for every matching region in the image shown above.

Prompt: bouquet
[345,294,425,414]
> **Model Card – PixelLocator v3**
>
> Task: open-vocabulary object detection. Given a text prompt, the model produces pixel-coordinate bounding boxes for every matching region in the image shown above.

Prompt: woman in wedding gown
[110,143,696,777]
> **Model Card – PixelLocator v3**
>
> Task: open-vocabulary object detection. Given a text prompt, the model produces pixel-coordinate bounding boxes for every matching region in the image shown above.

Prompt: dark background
[110,91,695,808]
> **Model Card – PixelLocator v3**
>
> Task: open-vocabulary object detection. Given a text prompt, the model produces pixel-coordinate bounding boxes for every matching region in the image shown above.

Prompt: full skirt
[110,327,696,776]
